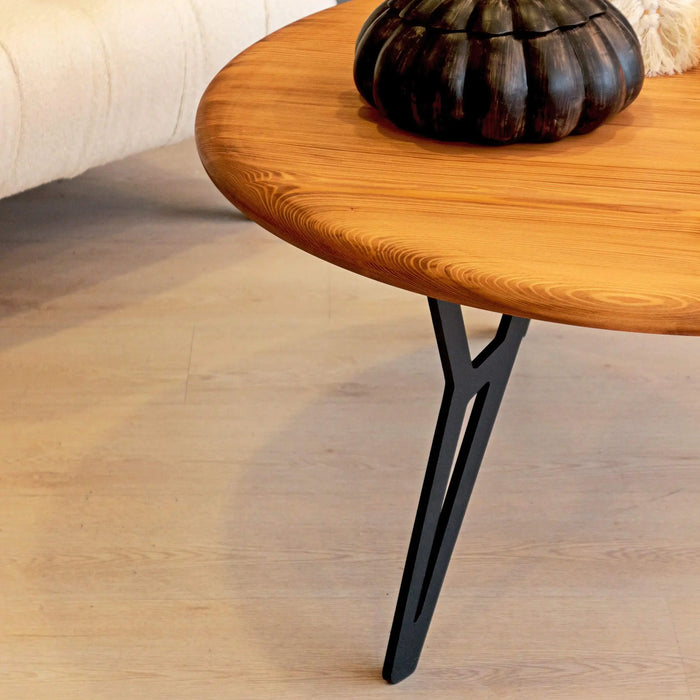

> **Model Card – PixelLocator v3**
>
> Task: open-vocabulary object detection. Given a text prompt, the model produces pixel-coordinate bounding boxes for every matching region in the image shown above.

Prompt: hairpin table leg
[383,298,529,683]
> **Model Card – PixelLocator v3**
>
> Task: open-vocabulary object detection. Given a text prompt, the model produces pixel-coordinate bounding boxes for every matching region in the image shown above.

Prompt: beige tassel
[609,0,700,76]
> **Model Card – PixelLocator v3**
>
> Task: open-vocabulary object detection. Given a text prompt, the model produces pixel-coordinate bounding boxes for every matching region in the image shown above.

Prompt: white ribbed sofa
[0,0,334,199]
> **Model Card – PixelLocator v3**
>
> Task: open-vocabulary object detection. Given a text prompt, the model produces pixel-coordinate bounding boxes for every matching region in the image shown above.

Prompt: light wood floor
[0,140,698,699]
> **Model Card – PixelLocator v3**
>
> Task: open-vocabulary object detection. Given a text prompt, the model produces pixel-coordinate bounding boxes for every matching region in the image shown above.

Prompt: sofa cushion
[0,0,334,198]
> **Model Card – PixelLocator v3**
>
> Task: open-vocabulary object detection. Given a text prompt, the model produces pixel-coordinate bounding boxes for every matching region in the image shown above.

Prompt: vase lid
[386,0,609,35]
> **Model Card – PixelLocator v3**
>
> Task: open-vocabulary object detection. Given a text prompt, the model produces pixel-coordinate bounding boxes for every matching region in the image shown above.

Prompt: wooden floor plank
[0,139,697,698]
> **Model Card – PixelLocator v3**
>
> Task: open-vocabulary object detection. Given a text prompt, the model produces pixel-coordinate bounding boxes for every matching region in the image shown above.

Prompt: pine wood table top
[196,0,700,335]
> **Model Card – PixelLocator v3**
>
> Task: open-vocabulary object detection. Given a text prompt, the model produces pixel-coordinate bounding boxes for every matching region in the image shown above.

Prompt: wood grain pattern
[196,0,700,336]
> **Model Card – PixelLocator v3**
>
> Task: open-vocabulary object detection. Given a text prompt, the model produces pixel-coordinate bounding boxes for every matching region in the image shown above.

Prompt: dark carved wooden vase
[354,0,645,143]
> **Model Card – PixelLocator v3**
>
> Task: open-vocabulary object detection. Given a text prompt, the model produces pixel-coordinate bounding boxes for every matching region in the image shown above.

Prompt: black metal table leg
[383,298,529,684]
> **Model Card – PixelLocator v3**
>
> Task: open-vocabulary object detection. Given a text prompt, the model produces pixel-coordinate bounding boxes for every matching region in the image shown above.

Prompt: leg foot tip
[382,659,419,684]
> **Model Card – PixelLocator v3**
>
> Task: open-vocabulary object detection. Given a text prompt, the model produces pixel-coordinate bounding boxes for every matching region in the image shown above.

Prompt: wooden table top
[196,0,700,335]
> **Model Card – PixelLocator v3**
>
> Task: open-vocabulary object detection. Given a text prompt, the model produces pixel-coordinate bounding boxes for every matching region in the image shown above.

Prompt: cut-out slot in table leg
[383,298,529,684]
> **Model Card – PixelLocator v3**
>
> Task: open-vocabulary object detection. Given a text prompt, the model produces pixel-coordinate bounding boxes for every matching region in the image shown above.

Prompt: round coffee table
[196,0,700,684]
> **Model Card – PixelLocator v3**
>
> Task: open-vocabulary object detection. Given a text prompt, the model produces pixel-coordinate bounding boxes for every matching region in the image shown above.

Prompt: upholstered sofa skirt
[0,0,334,199]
